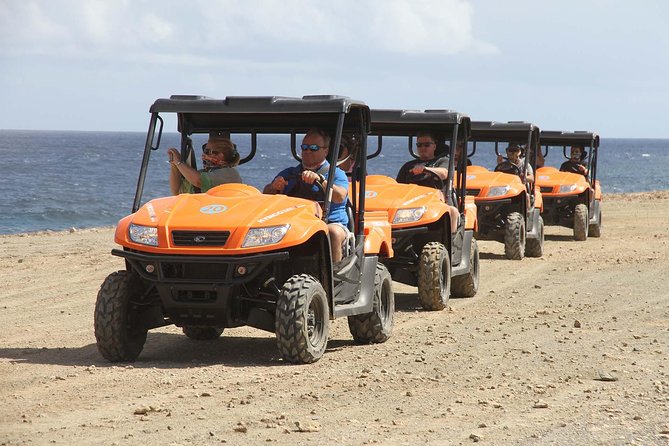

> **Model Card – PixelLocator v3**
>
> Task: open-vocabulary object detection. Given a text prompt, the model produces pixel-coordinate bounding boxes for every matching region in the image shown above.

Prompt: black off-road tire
[275,274,329,364]
[417,242,451,311]
[574,203,589,241]
[525,216,544,257]
[451,238,480,298]
[504,212,526,260]
[348,263,394,343]
[589,207,602,238]
[94,271,148,362]
[182,326,224,340]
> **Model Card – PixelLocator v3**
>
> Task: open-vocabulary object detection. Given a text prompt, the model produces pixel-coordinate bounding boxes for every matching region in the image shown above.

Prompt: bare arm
[168,148,201,193]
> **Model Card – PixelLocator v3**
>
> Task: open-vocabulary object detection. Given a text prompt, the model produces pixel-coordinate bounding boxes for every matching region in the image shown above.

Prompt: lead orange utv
[537,131,602,240]
[94,95,395,364]
[465,121,544,260]
[361,109,480,311]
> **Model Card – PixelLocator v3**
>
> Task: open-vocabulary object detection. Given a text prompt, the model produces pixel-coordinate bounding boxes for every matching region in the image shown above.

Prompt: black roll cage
[132,94,371,237]
[539,130,600,188]
[368,109,472,213]
[470,120,541,199]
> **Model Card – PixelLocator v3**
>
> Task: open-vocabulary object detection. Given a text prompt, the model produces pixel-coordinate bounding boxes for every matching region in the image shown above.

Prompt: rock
[469,433,482,442]
[533,400,548,409]
[596,371,619,382]
[294,421,321,432]
[573,320,581,328]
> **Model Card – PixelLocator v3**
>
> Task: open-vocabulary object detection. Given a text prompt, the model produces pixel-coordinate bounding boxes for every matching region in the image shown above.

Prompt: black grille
[540,186,554,194]
[465,188,481,196]
[172,230,230,247]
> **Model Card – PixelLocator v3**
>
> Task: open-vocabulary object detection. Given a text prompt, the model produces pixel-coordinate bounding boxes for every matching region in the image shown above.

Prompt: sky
[1,0,668,137]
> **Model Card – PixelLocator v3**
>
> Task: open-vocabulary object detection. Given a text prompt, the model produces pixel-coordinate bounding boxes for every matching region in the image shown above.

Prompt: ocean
[1,130,667,235]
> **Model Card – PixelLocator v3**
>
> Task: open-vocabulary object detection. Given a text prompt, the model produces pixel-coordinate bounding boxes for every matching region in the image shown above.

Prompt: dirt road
[1,192,668,445]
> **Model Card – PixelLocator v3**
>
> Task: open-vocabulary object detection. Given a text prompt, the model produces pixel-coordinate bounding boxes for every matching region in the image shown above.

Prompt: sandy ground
[1,192,669,445]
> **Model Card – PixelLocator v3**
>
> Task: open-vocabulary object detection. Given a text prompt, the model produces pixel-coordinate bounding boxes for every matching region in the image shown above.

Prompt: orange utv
[465,121,544,260]
[361,109,479,311]
[537,131,601,240]
[95,95,395,365]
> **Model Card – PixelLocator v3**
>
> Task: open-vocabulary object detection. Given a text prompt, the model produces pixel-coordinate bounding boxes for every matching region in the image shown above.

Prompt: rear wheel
[525,216,544,257]
[451,238,479,298]
[348,263,394,343]
[94,271,148,362]
[574,204,589,241]
[275,274,329,364]
[417,242,451,311]
[504,212,526,260]
[182,326,224,340]
[589,206,602,238]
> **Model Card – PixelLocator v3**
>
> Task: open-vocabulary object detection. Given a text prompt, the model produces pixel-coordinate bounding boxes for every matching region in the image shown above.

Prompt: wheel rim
[440,255,448,299]
[379,279,391,324]
[307,296,326,347]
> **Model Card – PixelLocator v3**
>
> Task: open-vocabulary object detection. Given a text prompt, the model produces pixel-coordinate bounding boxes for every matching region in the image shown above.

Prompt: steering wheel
[560,162,584,174]
[408,169,445,190]
[283,173,326,202]
[494,160,522,177]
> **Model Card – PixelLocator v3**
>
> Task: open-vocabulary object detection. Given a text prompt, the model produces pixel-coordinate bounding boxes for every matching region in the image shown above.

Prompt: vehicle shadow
[479,252,509,260]
[545,234,576,242]
[393,291,424,312]
[0,333,294,369]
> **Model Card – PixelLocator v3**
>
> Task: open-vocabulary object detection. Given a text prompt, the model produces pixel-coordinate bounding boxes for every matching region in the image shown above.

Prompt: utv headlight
[129,224,158,246]
[242,225,290,248]
[558,184,578,193]
[393,207,426,224]
[487,186,510,198]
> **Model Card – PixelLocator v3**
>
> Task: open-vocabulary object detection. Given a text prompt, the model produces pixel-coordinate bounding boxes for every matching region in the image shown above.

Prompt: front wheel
[417,242,451,310]
[451,238,479,298]
[275,274,329,364]
[94,271,148,362]
[589,206,602,238]
[525,216,544,257]
[504,212,526,260]
[348,263,394,343]
[574,203,589,241]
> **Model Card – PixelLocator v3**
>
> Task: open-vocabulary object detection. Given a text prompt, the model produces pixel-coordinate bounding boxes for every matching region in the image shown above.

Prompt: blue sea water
[0,129,667,235]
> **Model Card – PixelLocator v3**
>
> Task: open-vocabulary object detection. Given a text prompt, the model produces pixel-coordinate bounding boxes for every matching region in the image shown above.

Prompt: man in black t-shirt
[396,131,449,187]
[560,145,588,176]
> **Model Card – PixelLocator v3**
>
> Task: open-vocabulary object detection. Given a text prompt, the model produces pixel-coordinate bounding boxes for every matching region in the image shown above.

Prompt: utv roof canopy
[539,131,600,149]
[150,94,370,135]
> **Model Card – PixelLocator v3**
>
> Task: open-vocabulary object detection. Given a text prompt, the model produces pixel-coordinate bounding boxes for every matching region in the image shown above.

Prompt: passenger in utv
[396,131,449,184]
[168,132,242,194]
[454,141,472,169]
[496,143,534,183]
[263,128,350,263]
[337,134,357,178]
[560,145,588,176]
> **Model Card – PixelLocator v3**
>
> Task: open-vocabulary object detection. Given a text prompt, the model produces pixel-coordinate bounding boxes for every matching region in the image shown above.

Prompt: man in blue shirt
[263,128,350,263]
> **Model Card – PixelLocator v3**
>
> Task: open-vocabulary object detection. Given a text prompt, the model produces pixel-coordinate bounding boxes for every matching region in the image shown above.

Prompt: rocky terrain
[1,192,668,445]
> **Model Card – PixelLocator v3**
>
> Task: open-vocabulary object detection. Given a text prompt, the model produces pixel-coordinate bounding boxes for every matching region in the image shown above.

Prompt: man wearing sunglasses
[168,132,241,195]
[263,128,349,263]
[396,131,449,186]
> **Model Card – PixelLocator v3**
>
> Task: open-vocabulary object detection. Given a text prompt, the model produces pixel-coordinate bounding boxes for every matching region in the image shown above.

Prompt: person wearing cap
[396,131,449,185]
[496,144,534,183]
[263,128,349,263]
[560,145,588,176]
[337,134,357,178]
[167,132,242,195]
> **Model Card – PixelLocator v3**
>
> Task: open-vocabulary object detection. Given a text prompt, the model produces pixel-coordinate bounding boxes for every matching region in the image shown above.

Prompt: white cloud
[0,0,496,62]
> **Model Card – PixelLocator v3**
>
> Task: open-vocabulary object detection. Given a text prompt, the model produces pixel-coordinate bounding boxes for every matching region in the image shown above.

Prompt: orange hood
[361,175,449,228]
[464,166,526,200]
[536,167,590,196]
[114,184,327,255]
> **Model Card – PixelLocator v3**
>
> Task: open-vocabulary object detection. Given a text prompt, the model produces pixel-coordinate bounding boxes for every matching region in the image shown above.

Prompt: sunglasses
[300,144,325,151]
[416,142,434,148]
[202,145,225,156]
